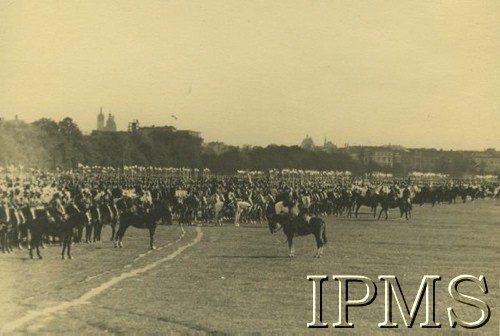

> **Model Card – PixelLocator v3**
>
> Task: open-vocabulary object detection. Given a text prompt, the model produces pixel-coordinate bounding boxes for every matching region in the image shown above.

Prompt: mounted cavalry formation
[0,168,496,259]
[0,183,173,259]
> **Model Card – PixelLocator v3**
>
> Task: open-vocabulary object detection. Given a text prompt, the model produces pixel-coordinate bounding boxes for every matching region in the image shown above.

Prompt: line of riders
[0,172,497,258]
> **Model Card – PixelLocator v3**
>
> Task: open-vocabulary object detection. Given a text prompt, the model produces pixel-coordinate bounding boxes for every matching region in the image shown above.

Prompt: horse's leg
[73,228,80,244]
[8,228,13,252]
[149,226,157,250]
[118,228,124,248]
[110,219,116,241]
[62,234,72,259]
[19,224,27,249]
[92,220,97,242]
[355,204,361,218]
[114,225,121,247]
[96,220,103,242]
[32,233,42,259]
[214,208,220,225]
[28,236,34,259]
[1,230,6,254]
[36,240,42,259]
[314,234,322,258]
[257,207,263,224]
[85,222,91,243]
[116,225,127,248]
[61,234,67,259]
[234,209,240,227]
[24,226,31,250]
[67,235,73,259]
[1,229,6,254]
[7,229,13,253]
[378,208,384,220]
[287,236,294,257]
[321,227,327,256]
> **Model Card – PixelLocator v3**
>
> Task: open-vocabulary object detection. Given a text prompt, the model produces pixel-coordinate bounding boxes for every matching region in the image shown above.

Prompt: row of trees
[0,117,484,176]
[0,118,203,170]
[202,146,363,175]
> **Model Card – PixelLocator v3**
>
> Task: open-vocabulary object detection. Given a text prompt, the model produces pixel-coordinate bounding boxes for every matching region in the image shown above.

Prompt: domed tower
[300,134,315,151]
[97,107,105,131]
[105,113,117,131]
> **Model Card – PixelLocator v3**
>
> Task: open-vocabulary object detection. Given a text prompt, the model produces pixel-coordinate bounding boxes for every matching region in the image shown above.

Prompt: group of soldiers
[1,169,495,229]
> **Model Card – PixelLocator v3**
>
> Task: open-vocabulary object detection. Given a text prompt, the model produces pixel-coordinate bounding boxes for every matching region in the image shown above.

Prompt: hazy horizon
[1,1,499,151]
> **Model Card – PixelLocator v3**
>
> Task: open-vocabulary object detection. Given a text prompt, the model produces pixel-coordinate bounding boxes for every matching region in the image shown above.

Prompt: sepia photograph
[0,0,499,334]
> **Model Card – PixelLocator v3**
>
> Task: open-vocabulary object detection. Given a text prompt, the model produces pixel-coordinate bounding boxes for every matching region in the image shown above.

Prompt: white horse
[493,186,500,199]
[213,200,226,225]
[234,201,252,227]
[209,193,235,226]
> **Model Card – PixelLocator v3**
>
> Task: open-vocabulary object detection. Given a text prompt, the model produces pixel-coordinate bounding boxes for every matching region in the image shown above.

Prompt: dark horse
[91,200,119,242]
[353,192,378,218]
[0,204,14,253]
[27,208,88,259]
[267,214,327,258]
[114,205,172,250]
[377,192,411,220]
[177,194,200,226]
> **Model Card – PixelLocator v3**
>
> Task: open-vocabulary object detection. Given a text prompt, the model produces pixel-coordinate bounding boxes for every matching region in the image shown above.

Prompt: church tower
[105,113,117,131]
[97,107,105,131]
[300,134,315,151]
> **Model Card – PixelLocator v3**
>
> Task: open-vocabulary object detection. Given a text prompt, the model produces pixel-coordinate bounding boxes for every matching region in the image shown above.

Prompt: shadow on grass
[200,224,268,229]
[338,217,379,222]
[212,255,290,259]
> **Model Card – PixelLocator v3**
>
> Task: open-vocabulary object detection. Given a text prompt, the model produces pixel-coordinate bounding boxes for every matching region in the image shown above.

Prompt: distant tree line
[201,145,364,175]
[0,118,202,170]
[0,117,480,176]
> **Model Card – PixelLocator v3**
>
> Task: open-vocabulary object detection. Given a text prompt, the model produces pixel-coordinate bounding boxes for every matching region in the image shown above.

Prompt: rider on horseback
[225,187,236,208]
[241,185,253,206]
[402,184,412,210]
[12,188,26,225]
[48,193,67,224]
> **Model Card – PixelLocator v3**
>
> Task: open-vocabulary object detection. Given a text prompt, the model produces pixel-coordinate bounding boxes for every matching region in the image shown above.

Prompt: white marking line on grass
[132,226,186,263]
[0,227,202,334]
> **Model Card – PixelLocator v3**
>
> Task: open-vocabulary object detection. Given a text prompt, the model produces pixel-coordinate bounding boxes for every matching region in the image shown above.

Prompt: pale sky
[1,0,499,150]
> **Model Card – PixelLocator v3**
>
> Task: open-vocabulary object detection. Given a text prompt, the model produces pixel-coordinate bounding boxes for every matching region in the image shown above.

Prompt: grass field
[0,199,499,335]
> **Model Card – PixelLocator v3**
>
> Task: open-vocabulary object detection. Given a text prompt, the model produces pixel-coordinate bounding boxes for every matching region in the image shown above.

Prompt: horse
[324,190,344,217]
[176,194,200,226]
[353,193,378,218]
[207,193,234,225]
[248,193,268,224]
[114,204,172,250]
[460,186,481,203]
[64,202,90,243]
[211,199,226,225]
[234,200,252,227]
[377,192,411,220]
[91,199,118,242]
[0,202,29,252]
[27,208,87,259]
[267,213,327,258]
[493,186,500,199]
[0,204,14,253]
